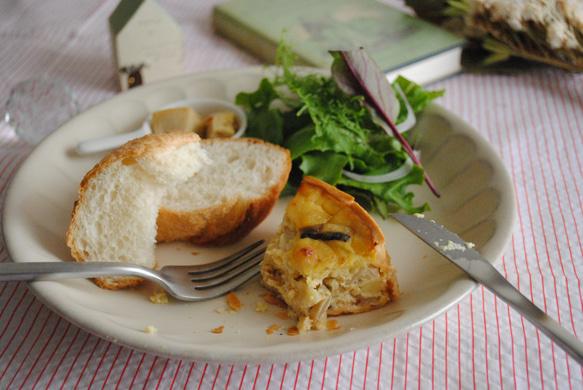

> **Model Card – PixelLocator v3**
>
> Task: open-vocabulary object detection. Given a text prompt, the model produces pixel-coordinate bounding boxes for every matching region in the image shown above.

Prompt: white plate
[2,67,516,364]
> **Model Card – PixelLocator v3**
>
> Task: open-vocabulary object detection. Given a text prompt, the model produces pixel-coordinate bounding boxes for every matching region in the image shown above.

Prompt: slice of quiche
[261,176,399,332]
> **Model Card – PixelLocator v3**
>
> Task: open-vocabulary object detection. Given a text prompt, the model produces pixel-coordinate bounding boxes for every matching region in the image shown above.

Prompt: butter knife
[391,213,583,366]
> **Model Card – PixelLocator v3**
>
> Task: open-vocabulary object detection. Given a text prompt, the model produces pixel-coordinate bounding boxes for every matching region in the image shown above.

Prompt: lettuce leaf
[235,43,443,216]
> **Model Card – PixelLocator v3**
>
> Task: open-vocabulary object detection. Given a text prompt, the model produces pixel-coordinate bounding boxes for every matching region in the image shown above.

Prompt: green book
[213,0,466,85]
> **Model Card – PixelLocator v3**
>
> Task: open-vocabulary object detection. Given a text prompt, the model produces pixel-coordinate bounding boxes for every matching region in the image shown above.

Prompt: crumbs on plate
[259,293,287,308]
[145,325,158,334]
[266,324,280,335]
[255,301,268,312]
[275,311,288,320]
[287,326,299,336]
[226,292,242,311]
[150,290,169,304]
[212,325,225,334]
[208,291,344,337]
[327,319,342,331]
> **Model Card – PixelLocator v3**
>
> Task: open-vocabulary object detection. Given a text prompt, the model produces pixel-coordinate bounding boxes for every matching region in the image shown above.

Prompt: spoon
[76,98,247,155]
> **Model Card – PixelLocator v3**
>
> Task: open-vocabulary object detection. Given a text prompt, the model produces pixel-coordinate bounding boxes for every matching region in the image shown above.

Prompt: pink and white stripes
[1,0,583,388]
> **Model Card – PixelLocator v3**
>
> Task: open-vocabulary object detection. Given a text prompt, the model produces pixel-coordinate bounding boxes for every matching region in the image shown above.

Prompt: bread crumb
[191,251,199,256]
[275,311,289,320]
[266,324,280,335]
[255,301,268,312]
[145,325,158,334]
[215,308,225,314]
[287,326,299,336]
[149,291,169,304]
[326,319,342,331]
[226,292,242,311]
[212,326,225,334]
[260,293,287,308]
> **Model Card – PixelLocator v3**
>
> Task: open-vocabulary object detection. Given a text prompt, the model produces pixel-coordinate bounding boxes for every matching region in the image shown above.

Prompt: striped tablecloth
[1,0,582,388]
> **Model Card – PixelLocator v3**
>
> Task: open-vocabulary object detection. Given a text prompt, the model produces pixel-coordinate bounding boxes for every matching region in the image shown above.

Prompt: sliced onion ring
[394,83,416,133]
[342,157,414,183]
[344,85,420,184]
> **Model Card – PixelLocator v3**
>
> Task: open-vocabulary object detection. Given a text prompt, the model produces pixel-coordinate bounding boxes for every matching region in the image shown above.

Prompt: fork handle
[474,264,583,366]
[0,262,150,282]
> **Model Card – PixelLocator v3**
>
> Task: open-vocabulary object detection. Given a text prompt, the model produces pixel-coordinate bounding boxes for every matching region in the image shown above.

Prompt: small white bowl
[148,98,247,138]
[76,98,247,155]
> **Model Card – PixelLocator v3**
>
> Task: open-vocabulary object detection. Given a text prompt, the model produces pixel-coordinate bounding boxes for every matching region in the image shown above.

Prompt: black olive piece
[300,224,351,242]
[300,231,351,242]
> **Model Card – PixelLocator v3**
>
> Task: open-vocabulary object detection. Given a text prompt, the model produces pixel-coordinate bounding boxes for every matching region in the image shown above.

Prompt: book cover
[213,0,466,85]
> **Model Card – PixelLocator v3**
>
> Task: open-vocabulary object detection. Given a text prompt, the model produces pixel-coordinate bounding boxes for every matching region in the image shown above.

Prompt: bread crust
[75,130,202,191]
[67,131,202,289]
[156,138,292,246]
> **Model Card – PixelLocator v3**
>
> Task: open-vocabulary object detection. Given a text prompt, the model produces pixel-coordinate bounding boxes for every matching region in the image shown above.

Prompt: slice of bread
[66,131,210,290]
[156,138,292,246]
[261,176,399,332]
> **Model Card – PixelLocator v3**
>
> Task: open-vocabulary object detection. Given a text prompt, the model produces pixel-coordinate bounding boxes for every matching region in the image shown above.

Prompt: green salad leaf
[235,42,444,217]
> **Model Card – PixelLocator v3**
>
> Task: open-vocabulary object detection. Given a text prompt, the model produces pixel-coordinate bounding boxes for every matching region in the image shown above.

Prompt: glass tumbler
[3,78,80,145]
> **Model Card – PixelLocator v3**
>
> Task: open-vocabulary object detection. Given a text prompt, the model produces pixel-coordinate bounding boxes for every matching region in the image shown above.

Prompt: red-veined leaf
[330,48,440,197]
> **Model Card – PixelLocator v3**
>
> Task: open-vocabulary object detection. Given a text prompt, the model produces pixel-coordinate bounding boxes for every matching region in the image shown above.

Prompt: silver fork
[0,240,266,301]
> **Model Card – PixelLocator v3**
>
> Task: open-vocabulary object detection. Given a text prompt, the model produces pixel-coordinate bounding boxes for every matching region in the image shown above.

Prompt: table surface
[1,0,583,388]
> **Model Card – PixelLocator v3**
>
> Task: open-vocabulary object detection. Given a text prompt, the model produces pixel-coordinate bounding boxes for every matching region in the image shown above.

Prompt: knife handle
[476,264,583,366]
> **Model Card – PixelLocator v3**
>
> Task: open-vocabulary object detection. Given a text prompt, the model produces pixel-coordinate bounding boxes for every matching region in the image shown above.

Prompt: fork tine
[191,248,264,287]
[191,262,263,300]
[188,239,265,274]
[156,240,267,301]
[189,245,266,281]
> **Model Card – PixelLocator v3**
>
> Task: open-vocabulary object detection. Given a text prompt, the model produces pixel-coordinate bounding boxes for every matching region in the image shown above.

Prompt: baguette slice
[66,131,210,290]
[156,138,292,246]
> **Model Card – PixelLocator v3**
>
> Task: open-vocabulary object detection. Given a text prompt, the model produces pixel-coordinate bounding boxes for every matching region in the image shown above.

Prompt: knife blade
[390,213,583,366]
